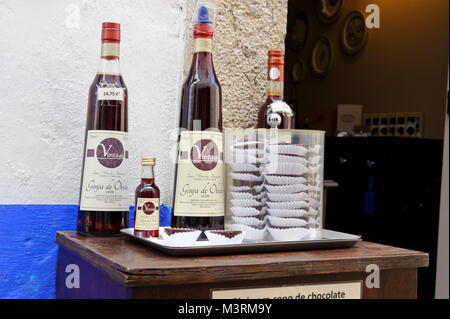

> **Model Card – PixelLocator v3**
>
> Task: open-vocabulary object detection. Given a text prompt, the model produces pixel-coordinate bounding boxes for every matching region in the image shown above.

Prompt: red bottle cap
[268,50,285,82]
[193,23,213,39]
[268,49,284,65]
[101,22,120,43]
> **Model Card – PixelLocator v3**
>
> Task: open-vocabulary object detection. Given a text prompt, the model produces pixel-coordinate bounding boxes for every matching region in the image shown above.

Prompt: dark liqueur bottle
[77,22,129,236]
[171,5,225,231]
[257,50,294,129]
[134,158,160,238]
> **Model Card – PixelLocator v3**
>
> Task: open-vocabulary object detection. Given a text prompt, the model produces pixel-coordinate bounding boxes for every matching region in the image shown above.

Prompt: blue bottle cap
[196,5,212,24]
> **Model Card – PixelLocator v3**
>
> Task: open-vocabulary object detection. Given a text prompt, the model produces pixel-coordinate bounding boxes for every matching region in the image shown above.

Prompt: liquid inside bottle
[77,22,129,236]
[171,5,225,231]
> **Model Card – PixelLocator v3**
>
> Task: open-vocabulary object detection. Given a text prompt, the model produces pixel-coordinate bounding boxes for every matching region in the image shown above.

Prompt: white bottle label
[269,67,281,80]
[80,130,129,211]
[101,43,120,58]
[174,131,225,217]
[193,38,212,53]
[97,87,124,101]
[267,113,282,127]
[135,198,160,231]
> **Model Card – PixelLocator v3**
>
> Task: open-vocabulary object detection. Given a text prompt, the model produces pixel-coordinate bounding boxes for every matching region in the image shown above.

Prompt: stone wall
[183,0,288,128]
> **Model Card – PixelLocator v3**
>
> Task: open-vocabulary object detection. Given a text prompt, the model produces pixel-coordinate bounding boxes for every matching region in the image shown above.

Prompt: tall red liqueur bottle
[172,6,225,231]
[77,22,129,236]
[257,50,294,129]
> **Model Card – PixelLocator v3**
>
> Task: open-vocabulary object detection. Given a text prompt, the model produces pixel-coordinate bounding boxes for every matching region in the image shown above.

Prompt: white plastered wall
[0,0,187,205]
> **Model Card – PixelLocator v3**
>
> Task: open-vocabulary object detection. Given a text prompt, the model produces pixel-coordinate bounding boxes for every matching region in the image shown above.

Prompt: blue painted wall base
[0,204,171,299]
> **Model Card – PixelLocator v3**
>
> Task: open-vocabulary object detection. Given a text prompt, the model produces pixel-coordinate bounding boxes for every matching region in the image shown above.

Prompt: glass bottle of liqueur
[257,50,294,129]
[77,22,129,236]
[172,6,225,231]
[134,158,160,238]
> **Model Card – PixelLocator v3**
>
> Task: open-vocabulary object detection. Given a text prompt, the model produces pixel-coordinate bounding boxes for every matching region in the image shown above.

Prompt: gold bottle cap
[141,157,156,166]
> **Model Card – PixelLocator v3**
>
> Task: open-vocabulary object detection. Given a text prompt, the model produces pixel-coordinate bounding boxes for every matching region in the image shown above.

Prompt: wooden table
[55,231,428,299]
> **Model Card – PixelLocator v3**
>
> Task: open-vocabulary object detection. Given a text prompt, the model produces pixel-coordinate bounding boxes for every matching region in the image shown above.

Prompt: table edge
[56,231,429,287]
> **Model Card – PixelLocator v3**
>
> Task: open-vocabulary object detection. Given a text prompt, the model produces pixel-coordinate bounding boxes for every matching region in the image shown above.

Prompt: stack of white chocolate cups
[264,144,322,241]
[228,140,322,242]
[228,143,268,241]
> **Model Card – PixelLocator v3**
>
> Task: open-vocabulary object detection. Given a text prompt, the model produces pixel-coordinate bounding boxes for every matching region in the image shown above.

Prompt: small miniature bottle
[134,157,160,238]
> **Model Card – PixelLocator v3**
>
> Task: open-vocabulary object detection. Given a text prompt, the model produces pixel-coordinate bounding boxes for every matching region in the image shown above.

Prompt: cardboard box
[337,104,363,132]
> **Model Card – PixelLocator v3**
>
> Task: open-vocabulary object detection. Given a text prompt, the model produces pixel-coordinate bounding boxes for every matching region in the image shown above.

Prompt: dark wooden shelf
[56,230,428,298]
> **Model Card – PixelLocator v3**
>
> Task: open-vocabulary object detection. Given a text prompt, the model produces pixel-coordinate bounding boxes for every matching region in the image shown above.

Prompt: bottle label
[193,38,212,53]
[266,101,294,128]
[97,87,124,101]
[267,65,284,82]
[269,67,281,80]
[101,43,120,58]
[174,131,225,217]
[80,130,129,211]
[135,197,160,231]
[267,113,282,127]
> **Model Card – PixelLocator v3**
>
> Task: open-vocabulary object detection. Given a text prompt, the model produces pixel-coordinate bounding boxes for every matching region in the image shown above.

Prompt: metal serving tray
[120,228,361,256]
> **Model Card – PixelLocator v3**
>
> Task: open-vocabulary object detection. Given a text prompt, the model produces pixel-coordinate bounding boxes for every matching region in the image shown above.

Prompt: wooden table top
[56,231,428,287]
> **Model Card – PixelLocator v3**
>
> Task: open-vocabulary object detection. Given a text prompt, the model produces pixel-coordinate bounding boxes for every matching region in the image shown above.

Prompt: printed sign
[211,281,362,299]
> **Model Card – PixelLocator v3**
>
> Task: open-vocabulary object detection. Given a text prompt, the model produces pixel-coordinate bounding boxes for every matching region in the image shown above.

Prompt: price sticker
[97,87,124,101]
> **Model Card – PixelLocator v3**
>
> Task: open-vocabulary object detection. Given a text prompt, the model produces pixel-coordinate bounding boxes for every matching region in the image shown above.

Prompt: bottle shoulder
[184,70,221,87]
[185,54,221,87]
[258,98,294,129]
[136,182,160,194]
[259,98,285,113]
[92,73,127,88]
